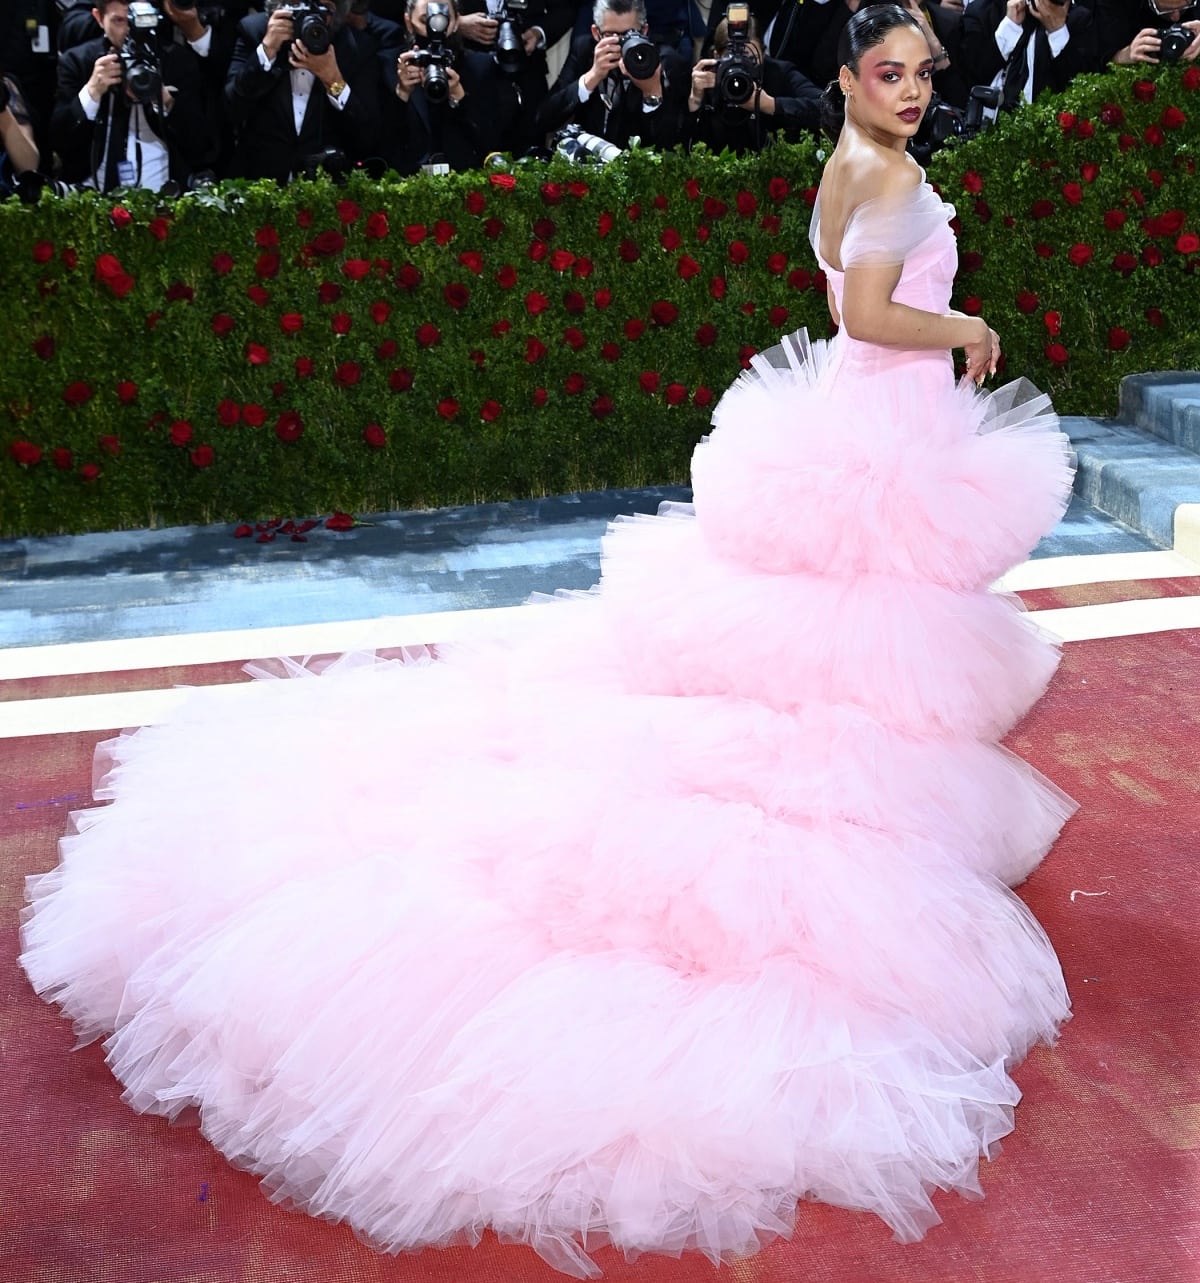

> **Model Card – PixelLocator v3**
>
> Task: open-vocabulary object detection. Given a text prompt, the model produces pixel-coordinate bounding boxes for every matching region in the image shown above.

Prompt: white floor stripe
[996,549,1199,592]
[0,594,1196,740]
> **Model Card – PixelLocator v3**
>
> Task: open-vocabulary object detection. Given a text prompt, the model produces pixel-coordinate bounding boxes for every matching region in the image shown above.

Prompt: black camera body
[118,1,163,106]
[265,0,334,55]
[714,3,761,106]
[413,1,454,103]
[1159,24,1192,61]
[493,0,529,74]
[616,29,659,80]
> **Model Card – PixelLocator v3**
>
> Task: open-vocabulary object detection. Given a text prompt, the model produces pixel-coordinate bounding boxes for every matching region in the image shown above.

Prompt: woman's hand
[962,318,1000,386]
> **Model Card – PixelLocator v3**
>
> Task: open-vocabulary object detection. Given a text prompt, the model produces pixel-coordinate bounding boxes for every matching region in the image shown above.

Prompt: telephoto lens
[617,30,659,79]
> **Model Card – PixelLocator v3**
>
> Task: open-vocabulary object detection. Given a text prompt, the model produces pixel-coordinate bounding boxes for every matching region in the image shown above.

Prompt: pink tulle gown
[21,179,1077,1277]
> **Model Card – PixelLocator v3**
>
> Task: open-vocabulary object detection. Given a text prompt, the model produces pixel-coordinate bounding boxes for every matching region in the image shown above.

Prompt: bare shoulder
[819,150,922,267]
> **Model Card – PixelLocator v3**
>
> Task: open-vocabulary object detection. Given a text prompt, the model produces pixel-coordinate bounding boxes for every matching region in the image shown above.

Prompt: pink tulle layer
[22,319,1076,1277]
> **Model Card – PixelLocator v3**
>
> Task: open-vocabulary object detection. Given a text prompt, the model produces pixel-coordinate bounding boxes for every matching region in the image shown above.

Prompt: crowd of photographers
[1,0,1198,197]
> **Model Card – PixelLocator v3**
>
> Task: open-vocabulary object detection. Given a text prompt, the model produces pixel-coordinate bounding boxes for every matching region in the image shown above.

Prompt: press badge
[31,24,52,53]
[117,160,137,185]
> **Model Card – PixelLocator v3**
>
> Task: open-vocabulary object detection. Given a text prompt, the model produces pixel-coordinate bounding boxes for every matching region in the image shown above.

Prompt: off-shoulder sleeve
[837,182,956,270]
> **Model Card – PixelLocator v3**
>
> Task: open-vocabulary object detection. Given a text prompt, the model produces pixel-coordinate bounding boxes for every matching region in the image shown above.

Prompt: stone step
[1118,372,1200,456]
[1065,415,1200,549]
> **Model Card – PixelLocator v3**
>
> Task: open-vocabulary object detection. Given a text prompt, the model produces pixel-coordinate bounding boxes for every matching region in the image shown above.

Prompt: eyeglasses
[1146,0,1193,15]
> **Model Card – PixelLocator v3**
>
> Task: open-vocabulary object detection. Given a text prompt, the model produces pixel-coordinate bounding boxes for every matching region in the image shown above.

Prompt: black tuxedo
[378,43,514,173]
[1093,0,1197,64]
[51,35,214,188]
[536,31,688,150]
[224,13,380,181]
[961,0,1098,108]
[687,55,821,152]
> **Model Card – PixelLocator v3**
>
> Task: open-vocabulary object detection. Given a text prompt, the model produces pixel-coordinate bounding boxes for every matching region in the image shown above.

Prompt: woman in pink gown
[20,6,1076,1277]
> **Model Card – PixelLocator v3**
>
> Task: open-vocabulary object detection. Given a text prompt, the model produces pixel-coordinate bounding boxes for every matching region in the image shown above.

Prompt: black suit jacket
[51,35,214,188]
[536,31,688,150]
[687,56,821,152]
[960,0,1099,103]
[224,13,380,181]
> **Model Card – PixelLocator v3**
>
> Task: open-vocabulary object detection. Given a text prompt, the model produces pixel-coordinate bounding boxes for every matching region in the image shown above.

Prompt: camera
[616,28,659,80]
[1158,24,1193,61]
[553,123,623,164]
[494,0,528,74]
[411,1,453,103]
[910,84,999,163]
[714,2,761,106]
[265,0,334,56]
[118,1,163,106]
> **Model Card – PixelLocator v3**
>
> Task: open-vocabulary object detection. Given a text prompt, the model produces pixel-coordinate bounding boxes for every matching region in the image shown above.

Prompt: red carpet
[2,629,1198,1283]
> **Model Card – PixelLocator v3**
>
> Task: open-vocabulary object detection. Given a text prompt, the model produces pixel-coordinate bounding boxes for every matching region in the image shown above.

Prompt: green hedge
[1,64,1197,537]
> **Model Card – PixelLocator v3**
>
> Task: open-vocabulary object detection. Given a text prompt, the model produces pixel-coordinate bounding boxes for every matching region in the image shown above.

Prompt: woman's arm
[0,79,40,174]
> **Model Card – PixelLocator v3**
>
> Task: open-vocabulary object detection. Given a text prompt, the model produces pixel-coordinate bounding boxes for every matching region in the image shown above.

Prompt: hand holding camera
[1026,0,1069,34]
[583,33,625,92]
[86,51,124,103]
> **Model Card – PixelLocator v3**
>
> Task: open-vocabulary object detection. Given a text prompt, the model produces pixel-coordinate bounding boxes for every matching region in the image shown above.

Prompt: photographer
[688,6,821,153]
[225,0,380,181]
[380,0,512,172]
[961,0,1098,110]
[52,0,214,190]
[536,0,687,151]
[1094,0,1200,65]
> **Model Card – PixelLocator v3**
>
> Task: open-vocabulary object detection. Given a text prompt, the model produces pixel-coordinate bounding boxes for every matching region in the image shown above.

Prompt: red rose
[541,182,564,206]
[1104,209,1126,230]
[1068,243,1093,266]
[1107,327,1131,351]
[528,239,549,263]
[325,511,355,530]
[524,336,547,363]
[489,172,516,191]
[110,205,133,228]
[665,382,688,406]
[766,252,788,276]
[1144,212,1185,242]
[191,444,215,468]
[1145,306,1165,328]
[317,281,343,305]
[1043,311,1061,336]
[696,225,711,243]
[741,302,755,316]
[1148,169,1164,187]
[759,214,781,236]
[525,290,549,315]
[218,399,241,426]
[62,381,94,407]
[310,230,346,256]
[1144,124,1165,146]
[389,367,414,391]
[94,252,135,297]
[533,218,557,241]
[165,282,194,303]
[169,419,193,446]
[247,342,271,365]
[1099,103,1125,127]
[335,361,361,387]
[769,306,789,326]
[738,344,757,369]
[1184,65,1200,91]
[1178,233,1200,255]
[573,256,594,279]
[550,249,577,272]
[1111,252,1139,277]
[253,250,279,280]
[363,423,387,448]
[32,240,54,263]
[639,370,661,394]
[370,301,392,325]
[961,296,982,315]
[591,394,615,419]
[624,318,645,340]
[416,322,442,347]
[1035,242,1054,259]
[342,258,372,281]
[148,217,169,242]
[625,203,641,222]
[960,251,984,275]
[1133,79,1156,102]
[443,282,470,310]
[404,224,428,246]
[246,285,270,307]
[694,385,714,408]
[702,196,727,219]
[618,238,640,263]
[1030,199,1055,219]
[1143,244,1164,266]
[563,290,586,315]
[684,178,700,200]
[1061,182,1083,206]
[532,387,548,406]
[115,380,138,403]
[650,300,678,327]
[376,339,398,360]
[464,191,486,215]
[9,440,42,466]
[1044,341,1069,366]
[787,268,813,291]
[295,357,314,378]
[433,220,456,245]
[33,335,55,360]
[52,447,72,470]
[468,347,485,369]
[61,246,78,272]
[360,210,388,240]
[727,240,750,265]
[974,199,992,223]
[735,190,758,219]
[813,269,827,292]
[457,250,485,276]
[593,288,612,309]
[336,199,362,225]
[695,323,718,347]
[597,211,615,238]
[563,327,586,351]
[1081,162,1100,184]
[145,310,163,331]
[569,181,590,199]
[275,410,304,442]
[79,463,100,482]
[491,319,512,337]
[1057,111,1076,132]
[233,523,252,538]
[678,254,701,280]
[961,170,983,194]
[437,398,460,419]
[480,400,503,423]
[1119,133,1138,152]
[495,265,518,289]
[710,275,727,300]
[98,434,121,455]
[1076,119,1095,139]
[765,177,788,203]
[395,264,423,291]
[661,227,682,251]
[601,342,621,362]
[280,312,305,333]
[564,372,586,395]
